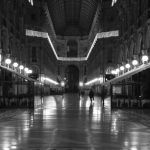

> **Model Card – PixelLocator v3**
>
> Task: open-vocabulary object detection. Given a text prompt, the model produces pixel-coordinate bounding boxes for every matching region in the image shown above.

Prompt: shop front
[102,63,150,109]
[0,66,42,108]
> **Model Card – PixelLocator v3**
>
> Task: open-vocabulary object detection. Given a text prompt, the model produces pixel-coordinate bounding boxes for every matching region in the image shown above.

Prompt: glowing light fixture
[61,81,65,87]
[28,0,33,6]
[116,68,120,73]
[28,70,32,74]
[13,62,18,67]
[142,55,148,63]
[120,66,125,70]
[79,82,83,87]
[112,0,117,6]
[85,78,99,85]
[41,76,45,83]
[19,65,24,70]
[24,67,29,73]
[132,60,138,66]
[26,29,119,61]
[5,58,11,64]
[125,64,130,69]
[111,70,117,74]
[45,77,59,85]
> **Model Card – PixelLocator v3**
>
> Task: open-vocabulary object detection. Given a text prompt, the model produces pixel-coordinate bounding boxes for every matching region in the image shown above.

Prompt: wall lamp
[79,81,83,87]
[115,68,120,76]
[5,58,11,68]
[111,70,117,74]
[61,81,65,87]
[142,55,148,64]
[13,62,18,67]
[132,60,138,67]
[120,66,125,71]
[28,70,32,74]
[19,65,24,70]
[24,67,29,73]
[125,63,130,69]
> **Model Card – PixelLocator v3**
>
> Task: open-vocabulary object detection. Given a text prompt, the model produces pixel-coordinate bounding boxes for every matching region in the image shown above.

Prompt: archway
[28,66,39,80]
[65,65,79,92]
[105,66,115,81]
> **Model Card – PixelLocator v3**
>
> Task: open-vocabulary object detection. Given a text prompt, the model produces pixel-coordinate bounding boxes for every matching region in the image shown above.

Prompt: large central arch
[65,65,79,92]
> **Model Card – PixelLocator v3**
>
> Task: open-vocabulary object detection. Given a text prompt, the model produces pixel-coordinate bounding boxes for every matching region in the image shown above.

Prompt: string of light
[112,0,117,6]
[28,0,33,6]
[26,29,119,61]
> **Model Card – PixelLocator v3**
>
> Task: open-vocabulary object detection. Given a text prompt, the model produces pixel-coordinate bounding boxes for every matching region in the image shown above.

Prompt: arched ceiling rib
[47,0,66,34]
[47,0,98,36]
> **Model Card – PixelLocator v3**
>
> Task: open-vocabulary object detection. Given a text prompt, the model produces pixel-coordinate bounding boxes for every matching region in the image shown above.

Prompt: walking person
[89,89,94,103]
[101,89,105,107]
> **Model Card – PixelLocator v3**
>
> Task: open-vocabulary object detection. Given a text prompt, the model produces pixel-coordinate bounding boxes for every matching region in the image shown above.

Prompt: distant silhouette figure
[89,89,94,103]
[101,90,105,107]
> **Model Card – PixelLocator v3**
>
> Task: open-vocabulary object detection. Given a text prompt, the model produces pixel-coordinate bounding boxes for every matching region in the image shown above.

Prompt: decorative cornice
[26,29,119,61]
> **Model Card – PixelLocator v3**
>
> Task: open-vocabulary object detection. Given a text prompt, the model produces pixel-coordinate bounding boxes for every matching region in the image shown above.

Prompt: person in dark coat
[89,89,94,103]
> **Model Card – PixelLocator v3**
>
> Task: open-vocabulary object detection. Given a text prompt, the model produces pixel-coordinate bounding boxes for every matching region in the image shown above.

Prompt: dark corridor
[65,65,79,92]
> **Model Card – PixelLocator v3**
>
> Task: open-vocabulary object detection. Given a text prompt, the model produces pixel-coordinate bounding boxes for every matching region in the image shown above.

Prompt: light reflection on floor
[0,94,150,150]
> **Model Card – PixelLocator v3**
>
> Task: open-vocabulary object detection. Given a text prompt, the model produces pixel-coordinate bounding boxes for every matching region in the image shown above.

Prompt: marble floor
[0,94,150,150]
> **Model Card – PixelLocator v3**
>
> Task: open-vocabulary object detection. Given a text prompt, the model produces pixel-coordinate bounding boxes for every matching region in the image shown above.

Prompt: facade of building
[0,0,44,108]
[1,0,150,108]
[103,0,150,108]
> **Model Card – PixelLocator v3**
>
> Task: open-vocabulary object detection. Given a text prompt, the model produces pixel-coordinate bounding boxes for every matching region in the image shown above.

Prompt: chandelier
[111,0,117,6]
[28,0,33,6]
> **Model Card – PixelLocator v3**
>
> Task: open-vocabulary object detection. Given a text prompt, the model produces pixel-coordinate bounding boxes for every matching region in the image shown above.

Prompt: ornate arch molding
[29,65,40,74]
[105,66,115,74]
[65,63,79,70]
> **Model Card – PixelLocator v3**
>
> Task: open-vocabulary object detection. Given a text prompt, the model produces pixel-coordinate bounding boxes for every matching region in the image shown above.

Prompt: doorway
[65,65,79,92]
